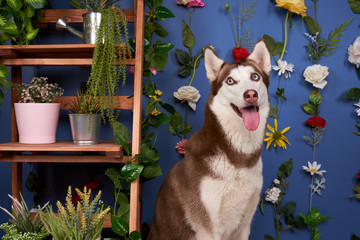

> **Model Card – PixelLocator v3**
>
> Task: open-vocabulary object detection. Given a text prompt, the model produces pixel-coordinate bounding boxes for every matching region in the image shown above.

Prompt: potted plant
[0,194,49,240]
[39,186,110,240]
[68,89,101,145]
[14,76,64,144]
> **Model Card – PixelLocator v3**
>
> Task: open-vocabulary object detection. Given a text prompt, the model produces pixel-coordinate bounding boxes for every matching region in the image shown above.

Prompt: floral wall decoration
[172,0,205,154]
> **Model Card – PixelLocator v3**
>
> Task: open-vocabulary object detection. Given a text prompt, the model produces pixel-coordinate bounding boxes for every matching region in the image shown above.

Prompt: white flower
[174,86,201,111]
[273,179,280,185]
[302,161,326,176]
[348,36,360,68]
[265,187,281,204]
[303,64,329,90]
[272,60,294,79]
[354,100,360,116]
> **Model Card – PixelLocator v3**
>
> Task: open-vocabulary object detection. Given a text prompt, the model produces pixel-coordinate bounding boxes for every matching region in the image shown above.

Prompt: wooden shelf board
[0,154,124,163]
[0,44,134,66]
[0,141,122,152]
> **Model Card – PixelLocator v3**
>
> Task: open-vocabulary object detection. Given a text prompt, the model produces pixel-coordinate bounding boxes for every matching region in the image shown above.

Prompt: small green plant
[40,186,110,240]
[85,7,131,125]
[0,194,49,240]
[70,0,120,12]
[70,89,100,114]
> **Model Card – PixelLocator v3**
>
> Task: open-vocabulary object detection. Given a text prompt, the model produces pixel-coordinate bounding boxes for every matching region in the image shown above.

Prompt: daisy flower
[302,161,326,176]
[264,118,291,150]
[354,100,360,116]
[272,60,295,79]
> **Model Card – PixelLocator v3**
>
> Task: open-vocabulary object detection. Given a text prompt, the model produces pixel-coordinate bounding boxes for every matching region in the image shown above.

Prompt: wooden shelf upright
[0,0,144,233]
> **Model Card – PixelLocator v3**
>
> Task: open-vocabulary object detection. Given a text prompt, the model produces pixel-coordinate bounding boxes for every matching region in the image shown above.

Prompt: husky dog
[148,39,271,240]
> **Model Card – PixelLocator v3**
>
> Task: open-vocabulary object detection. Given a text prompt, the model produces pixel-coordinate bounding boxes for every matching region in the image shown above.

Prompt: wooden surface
[40,9,135,23]
[52,96,134,110]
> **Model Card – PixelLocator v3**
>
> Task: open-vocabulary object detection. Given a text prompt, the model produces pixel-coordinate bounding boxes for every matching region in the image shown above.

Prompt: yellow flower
[151,109,160,116]
[155,89,162,96]
[264,118,291,150]
[275,0,307,17]
[224,3,229,11]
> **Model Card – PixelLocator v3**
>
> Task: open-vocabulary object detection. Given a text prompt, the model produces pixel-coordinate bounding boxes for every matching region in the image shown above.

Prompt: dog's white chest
[198,157,263,239]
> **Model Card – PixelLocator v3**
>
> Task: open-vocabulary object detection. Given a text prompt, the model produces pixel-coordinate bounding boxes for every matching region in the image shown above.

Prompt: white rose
[265,187,281,204]
[303,64,329,89]
[174,86,201,111]
[348,36,360,68]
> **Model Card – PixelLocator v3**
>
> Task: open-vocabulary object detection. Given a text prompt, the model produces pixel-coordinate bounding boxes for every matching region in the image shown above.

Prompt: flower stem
[184,104,188,139]
[228,10,239,47]
[279,11,290,62]
[276,75,284,119]
[188,52,203,86]
[274,204,281,240]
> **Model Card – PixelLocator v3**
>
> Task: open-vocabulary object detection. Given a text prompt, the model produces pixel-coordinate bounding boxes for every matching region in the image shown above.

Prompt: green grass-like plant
[85,7,130,125]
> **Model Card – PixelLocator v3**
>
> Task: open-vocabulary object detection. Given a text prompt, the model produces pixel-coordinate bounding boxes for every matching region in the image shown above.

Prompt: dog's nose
[244,89,258,103]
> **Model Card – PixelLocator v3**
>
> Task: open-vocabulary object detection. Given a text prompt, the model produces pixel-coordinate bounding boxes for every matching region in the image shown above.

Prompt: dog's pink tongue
[241,106,260,131]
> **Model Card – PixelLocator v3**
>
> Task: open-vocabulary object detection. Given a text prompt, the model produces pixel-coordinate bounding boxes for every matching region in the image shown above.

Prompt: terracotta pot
[14,103,60,144]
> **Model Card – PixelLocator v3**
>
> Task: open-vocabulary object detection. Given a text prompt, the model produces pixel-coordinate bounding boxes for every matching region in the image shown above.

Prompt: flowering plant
[16,76,64,103]
[40,186,110,240]
[224,0,257,61]
[173,86,201,111]
[260,159,303,240]
[0,194,49,240]
[264,118,291,150]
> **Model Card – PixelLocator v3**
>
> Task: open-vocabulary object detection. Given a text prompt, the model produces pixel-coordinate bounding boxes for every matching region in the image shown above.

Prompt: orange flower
[275,0,307,17]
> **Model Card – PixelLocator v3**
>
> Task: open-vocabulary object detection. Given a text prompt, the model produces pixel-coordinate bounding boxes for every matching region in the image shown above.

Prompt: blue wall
[1,0,360,239]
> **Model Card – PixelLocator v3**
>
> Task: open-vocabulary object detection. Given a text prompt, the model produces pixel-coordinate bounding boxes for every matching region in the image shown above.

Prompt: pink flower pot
[14,103,61,144]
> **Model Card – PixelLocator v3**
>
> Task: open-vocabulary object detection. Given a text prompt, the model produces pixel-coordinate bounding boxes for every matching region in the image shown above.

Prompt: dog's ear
[247,39,271,74]
[204,46,224,83]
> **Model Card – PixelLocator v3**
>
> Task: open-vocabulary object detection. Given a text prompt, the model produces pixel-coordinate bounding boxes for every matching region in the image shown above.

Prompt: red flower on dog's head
[305,116,326,128]
[232,46,250,62]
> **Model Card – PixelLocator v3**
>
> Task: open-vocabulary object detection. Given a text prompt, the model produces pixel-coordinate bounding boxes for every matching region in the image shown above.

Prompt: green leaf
[121,163,144,182]
[304,16,321,35]
[105,168,124,189]
[300,207,330,228]
[0,90,4,107]
[154,113,170,127]
[140,142,159,161]
[179,124,192,135]
[129,231,142,240]
[144,97,156,115]
[351,233,360,240]
[155,6,175,19]
[269,104,278,118]
[354,131,360,137]
[272,42,284,56]
[263,34,275,52]
[6,0,22,11]
[345,88,360,99]
[142,163,162,178]
[353,183,360,195]
[264,234,276,240]
[152,52,168,71]
[154,42,174,55]
[28,0,48,9]
[25,172,37,192]
[182,20,195,51]
[0,65,10,80]
[323,18,352,56]
[153,21,168,37]
[302,103,317,115]
[348,0,360,13]
[259,198,265,215]
[178,64,192,78]
[313,227,321,240]
[284,201,296,215]
[309,88,322,106]
[175,49,190,65]
[0,23,18,35]
[25,4,35,18]
[25,28,39,41]
[111,215,129,236]
[169,112,183,136]
[113,121,132,155]
[160,102,175,114]
[277,158,293,180]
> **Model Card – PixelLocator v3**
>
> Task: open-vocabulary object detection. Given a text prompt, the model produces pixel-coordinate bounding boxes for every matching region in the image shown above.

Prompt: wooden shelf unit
[0,1,144,233]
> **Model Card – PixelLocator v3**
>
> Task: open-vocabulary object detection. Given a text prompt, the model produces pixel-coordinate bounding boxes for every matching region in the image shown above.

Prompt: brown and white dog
[148,39,271,240]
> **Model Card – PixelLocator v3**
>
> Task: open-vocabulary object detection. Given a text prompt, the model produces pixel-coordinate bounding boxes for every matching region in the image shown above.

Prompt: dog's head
[204,40,271,132]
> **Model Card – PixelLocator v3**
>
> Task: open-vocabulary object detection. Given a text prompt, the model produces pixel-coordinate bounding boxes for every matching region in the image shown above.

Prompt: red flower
[357,171,360,180]
[232,47,250,62]
[71,193,81,203]
[305,116,326,128]
[82,180,102,190]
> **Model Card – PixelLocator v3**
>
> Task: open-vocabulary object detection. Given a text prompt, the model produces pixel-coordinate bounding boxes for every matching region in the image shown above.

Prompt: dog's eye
[251,73,260,81]
[226,78,235,85]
